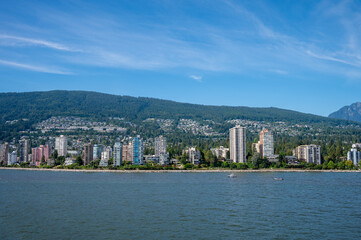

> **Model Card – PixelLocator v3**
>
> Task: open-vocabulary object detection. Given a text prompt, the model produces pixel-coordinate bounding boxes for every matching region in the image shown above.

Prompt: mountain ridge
[329,102,361,122]
[1,90,361,142]
[0,90,350,124]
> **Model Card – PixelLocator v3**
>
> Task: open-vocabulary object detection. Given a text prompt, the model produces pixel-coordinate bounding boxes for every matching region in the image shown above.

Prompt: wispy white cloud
[269,69,288,75]
[189,75,203,82]
[221,0,361,79]
[306,50,358,66]
[0,34,77,51]
[0,59,71,74]
[2,0,361,81]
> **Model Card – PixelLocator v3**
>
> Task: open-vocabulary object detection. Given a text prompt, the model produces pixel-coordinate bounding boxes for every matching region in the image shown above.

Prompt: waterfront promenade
[1,167,360,173]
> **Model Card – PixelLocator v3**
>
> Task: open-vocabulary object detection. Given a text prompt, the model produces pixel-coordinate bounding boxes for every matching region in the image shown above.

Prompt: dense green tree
[52,150,58,159]
[222,161,229,168]
[345,160,354,169]
[337,161,345,170]
[76,156,83,165]
[183,163,194,169]
[327,161,335,170]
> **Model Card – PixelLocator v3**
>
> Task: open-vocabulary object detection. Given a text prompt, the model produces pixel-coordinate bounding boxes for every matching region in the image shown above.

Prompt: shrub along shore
[1,166,360,173]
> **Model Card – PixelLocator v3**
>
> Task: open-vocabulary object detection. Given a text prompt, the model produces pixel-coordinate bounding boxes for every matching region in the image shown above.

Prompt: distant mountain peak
[329,102,361,122]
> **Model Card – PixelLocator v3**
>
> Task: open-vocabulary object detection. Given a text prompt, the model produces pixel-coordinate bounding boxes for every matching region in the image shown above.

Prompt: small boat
[228,173,236,178]
[273,177,283,181]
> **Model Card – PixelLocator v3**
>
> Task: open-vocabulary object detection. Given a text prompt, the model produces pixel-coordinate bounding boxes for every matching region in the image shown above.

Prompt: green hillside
[0,90,360,143]
[0,90,353,124]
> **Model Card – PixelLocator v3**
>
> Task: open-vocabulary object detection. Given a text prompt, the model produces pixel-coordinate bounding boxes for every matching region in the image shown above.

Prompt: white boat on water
[273,177,283,181]
[228,173,236,178]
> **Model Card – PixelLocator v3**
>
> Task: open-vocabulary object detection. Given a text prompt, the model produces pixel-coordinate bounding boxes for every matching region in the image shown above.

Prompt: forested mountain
[0,90,360,143]
[0,90,354,124]
[329,102,361,122]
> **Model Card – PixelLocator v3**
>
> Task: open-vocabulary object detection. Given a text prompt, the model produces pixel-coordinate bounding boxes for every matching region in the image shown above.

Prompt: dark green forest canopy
[1,90,361,161]
[0,90,357,125]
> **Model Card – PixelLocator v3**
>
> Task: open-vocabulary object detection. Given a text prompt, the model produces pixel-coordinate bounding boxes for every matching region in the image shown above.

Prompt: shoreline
[0,167,360,173]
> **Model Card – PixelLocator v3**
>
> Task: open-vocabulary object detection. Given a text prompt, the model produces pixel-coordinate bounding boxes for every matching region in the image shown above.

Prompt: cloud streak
[190,75,203,82]
[268,69,288,75]
[0,34,76,51]
[0,59,71,74]
[2,0,361,81]
[306,50,355,66]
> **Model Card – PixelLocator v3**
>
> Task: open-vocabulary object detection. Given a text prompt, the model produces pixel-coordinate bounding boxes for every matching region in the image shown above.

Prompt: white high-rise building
[229,125,246,163]
[347,147,361,166]
[7,151,17,165]
[113,142,122,167]
[19,139,30,162]
[259,129,274,158]
[100,148,111,167]
[154,136,169,165]
[293,144,321,164]
[155,136,167,156]
[55,135,67,156]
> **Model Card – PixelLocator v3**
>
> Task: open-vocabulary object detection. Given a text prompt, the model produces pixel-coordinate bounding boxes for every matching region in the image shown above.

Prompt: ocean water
[1,170,361,239]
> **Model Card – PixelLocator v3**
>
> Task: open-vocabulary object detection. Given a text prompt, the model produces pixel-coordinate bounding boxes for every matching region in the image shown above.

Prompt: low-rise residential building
[252,142,260,154]
[267,155,279,162]
[211,146,229,159]
[64,158,76,166]
[285,156,298,164]
[184,147,201,165]
[67,150,79,157]
[293,144,321,164]
[144,155,160,163]
[159,154,169,165]
[144,154,169,165]
[99,159,108,167]
[47,159,55,166]
[170,158,180,165]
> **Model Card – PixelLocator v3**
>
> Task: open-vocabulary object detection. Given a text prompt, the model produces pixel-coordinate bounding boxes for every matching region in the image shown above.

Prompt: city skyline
[2,2,361,239]
[0,124,360,168]
[1,0,361,116]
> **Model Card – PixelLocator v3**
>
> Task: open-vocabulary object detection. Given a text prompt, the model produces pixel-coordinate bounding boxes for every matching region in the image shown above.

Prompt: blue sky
[0,0,361,116]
